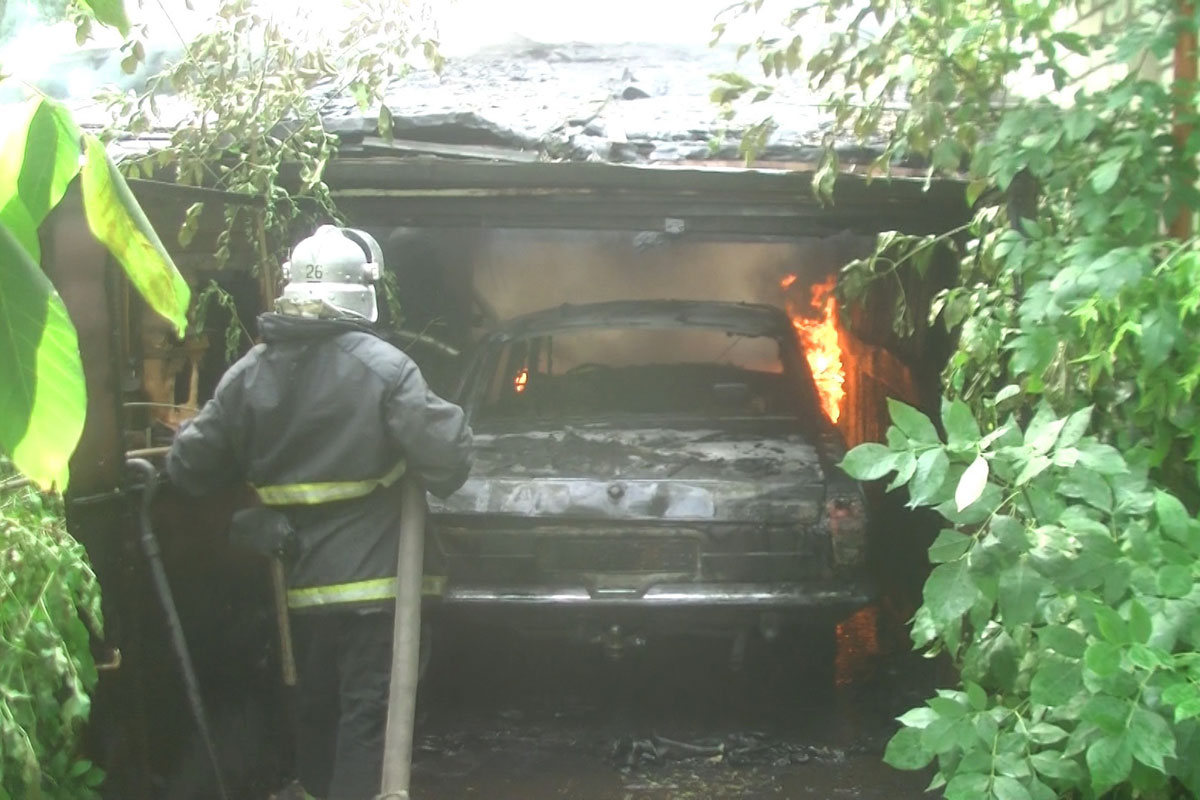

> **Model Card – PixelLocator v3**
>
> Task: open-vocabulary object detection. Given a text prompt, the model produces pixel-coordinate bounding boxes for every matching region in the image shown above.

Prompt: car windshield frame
[461,314,826,429]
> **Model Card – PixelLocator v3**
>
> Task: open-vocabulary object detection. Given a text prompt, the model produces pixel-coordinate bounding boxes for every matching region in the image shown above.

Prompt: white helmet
[277,225,384,322]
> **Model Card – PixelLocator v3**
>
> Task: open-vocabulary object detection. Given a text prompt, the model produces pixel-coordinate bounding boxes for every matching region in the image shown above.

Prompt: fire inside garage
[39,38,970,800]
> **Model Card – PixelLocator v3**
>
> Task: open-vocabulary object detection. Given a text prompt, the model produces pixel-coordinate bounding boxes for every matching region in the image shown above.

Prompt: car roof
[491,300,794,340]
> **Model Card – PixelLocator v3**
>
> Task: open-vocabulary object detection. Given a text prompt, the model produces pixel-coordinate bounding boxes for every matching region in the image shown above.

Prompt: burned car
[426,299,873,658]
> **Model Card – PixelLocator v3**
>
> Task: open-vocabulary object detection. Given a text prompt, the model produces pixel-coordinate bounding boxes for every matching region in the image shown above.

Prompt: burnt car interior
[477,327,799,422]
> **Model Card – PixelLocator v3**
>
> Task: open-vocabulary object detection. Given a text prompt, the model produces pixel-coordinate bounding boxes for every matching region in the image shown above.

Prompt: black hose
[125,459,230,800]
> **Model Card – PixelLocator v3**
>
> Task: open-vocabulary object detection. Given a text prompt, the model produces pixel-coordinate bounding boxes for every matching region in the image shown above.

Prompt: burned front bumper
[436,581,874,609]
[426,579,876,642]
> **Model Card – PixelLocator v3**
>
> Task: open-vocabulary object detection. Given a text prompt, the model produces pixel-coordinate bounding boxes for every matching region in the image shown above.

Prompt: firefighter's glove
[229,507,298,564]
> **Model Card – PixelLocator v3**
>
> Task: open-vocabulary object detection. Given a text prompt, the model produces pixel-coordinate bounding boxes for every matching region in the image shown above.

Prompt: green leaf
[1139,308,1177,368]
[1064,108,1097,142]
[945,773,990,800]
[969,628,1020,691]
[966,178,989,207]
[1155,491,1190,541]
[178,201,204,248]
[0,222,85,490]
[883,726,933,770]
[956,455,989,511]
[1076,442,1128,475]
[929,695,968,719]
[80,135,191,337]
[1129,707,1175,771]
[1030,654,1082,706]
[993,385,1021,405]
[0,98,84,262]
[910,447,949,505]
[1162,682,1198,707]
[1084,641,1122,677]
[1082,694,1131,734]
[1030,751,1080,781]
[998,560,1047,626]
[1087,734,1133,795]
[965,680,987,711]
[6,101,83,237]
[1056,406,1093,450]
[1127,643,1165,670]
[942,398,981,446]
[1040,624,1086,658]
[888,398,940,444]
[1090,159,1122,193]
[378,104,394,142]
[82,0,131,35]
[1028,723,1068,745]
[1128,600,1151,644]
[1058,468,1113,512]
[924,558,977,626]
[992,775,1033,800]
[886,451,918,491]
[840,443,899,480]
[1092,605,1130,644]
[1015,454,1051,486]
[897,706,939,729]
[1176,697,1200,723]
[929,529,973,563]
[1158,565,1193,598]
[1024,405,1066,454]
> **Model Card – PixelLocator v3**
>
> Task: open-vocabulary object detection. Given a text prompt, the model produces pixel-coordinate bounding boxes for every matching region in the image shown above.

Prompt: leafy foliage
[717,1,1200,500]
[193,280,251,363]
[0,94,190,489]
[104,0,439,280]
[0,222,85,493]
[844,400,1200,798]
[79,136,189,336]
[718,0,1200,796]
[0,472,105,799]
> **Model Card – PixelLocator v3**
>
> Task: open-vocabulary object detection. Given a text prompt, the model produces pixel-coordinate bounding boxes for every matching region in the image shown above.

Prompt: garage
[44,37,969,800]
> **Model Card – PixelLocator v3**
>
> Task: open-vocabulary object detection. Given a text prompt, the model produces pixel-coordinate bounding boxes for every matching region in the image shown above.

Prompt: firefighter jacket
[166,312,473,611]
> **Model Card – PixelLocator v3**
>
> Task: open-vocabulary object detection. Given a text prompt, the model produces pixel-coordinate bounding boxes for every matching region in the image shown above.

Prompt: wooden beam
[360,136,540,163]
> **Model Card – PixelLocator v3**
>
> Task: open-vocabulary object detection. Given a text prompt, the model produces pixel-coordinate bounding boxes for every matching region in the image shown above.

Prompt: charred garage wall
[47,157,968,799]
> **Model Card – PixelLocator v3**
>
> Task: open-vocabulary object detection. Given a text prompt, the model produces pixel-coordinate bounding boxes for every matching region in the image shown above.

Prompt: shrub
[0,476,105,800]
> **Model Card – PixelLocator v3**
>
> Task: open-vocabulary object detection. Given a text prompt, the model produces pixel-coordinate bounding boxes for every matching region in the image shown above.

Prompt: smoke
[0,0,189,102]
[469,229,874,322]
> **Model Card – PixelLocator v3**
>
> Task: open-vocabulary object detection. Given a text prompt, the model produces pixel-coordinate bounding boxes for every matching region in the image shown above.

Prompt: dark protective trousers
[292,610,394,800]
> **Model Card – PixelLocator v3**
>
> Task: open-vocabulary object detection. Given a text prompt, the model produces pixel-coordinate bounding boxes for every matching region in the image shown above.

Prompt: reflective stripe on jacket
[166,313,472,611]
[255,459,407,506]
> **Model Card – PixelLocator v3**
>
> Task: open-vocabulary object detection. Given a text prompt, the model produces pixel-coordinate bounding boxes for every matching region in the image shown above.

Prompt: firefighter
[166,225,473,800]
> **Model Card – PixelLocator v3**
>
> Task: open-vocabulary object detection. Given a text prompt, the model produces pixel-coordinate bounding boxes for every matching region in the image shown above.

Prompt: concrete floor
[405,610,937,800]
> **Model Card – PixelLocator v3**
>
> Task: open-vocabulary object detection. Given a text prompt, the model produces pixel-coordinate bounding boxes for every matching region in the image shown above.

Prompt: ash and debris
[609,731,852,769]
[402,623,938,800]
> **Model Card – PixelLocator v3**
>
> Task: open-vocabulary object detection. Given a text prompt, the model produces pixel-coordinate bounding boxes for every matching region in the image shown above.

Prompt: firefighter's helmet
[277,225,384,322]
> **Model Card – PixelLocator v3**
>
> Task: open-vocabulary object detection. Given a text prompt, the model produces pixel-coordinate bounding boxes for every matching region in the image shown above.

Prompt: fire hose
[378,477,427,800]
[125,458,231,800]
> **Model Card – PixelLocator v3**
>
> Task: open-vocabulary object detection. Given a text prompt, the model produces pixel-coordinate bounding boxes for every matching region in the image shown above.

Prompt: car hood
[429,424,828,523]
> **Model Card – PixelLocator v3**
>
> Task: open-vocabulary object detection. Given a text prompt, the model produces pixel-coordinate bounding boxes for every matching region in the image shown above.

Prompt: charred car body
[426,299,873,656]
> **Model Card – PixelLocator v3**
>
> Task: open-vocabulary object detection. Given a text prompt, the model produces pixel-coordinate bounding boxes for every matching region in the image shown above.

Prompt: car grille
[540,536,698,574]
[433,523,827,586]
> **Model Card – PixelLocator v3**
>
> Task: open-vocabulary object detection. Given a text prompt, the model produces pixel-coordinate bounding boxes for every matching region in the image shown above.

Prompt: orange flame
[514,368,529,394]
[784,274,845,424]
